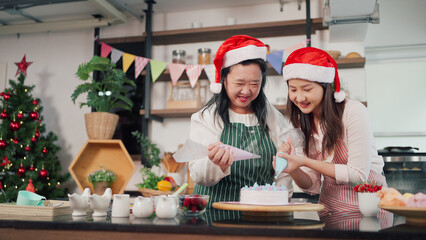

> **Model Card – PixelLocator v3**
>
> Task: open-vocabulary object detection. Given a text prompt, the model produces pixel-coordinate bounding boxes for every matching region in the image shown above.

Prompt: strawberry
[191,205,197,213]
[183,197,191,207]
[191,197,201,205]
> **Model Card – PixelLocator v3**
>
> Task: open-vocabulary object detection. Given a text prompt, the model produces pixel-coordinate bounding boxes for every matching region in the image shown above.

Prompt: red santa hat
[210,35,267,93]
[282,47,346,103]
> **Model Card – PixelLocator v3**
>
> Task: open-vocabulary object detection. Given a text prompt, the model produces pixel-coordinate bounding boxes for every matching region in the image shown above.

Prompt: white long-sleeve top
[301,98,385,194]
[188,101,294,194]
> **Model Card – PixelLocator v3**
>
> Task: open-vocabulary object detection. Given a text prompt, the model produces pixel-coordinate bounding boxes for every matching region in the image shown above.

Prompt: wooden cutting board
[212,202,324,214]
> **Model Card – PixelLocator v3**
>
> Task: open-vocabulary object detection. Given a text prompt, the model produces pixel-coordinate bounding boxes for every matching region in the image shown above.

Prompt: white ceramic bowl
[358,192,379,217]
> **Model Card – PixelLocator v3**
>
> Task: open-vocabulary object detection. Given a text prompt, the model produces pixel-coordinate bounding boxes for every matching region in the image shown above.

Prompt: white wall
[1,0,423,193]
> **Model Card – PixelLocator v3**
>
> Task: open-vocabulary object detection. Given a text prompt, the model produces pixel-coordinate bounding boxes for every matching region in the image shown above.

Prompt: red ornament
[39,169,49,179]
[1,156,10,167]
[0,139,6,149]
[1,110,8,119]
[42,148,48,154]
[10,121,21,131]
[29,111,39,120]
[29,164,35,171]
[12,137,18,144]
[35,130,40,138]
[26,179,35,193]
[31,136,37,142]
[14,55,33,77]
[0,92,3,96]
[25,145,31,151]
[17,163,26,177]
[32,99,39,105]
[0,180,2,190]
[17,112,24,119]
[3,92,10,101]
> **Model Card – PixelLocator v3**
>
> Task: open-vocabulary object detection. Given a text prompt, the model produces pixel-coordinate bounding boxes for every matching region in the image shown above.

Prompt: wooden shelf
[68,140,136,195]
[140,105,287,118]
[336,57,366,69]
[101,18,327,45]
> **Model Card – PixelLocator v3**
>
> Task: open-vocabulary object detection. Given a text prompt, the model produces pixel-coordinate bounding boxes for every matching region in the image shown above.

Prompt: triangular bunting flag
[168,63,186,85]
[203,64,215,84]
[122,53,136,73]
[284,39,309,55]
[266,50,284,75]
[110,48,123,64]
[186,65,203,88]
[134,56,150,79]
[100,42,113,58]
[150,60,168,82]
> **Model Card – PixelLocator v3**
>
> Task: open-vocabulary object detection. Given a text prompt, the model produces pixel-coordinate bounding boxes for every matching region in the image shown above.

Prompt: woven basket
[84,112,119,139]
[138,188,186,197]
[325,50,341,60]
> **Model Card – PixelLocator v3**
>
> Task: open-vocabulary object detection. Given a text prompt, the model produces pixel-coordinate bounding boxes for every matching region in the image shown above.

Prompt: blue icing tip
[274,152,288,179]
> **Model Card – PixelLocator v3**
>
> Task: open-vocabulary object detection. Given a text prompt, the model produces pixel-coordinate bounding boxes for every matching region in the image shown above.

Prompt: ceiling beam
[88,0,127,24]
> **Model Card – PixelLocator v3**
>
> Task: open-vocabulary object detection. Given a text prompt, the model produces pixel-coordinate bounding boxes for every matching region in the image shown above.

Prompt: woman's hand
[273,138,304,173]
[208,142,234,171]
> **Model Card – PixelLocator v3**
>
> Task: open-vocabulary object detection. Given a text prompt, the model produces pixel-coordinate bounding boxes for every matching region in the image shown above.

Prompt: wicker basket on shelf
[138,187,186,197]
[325,50,341,60]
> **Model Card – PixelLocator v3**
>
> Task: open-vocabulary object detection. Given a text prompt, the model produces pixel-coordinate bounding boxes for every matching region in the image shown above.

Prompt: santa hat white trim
[282,63,335,83]
[222,45,267,68]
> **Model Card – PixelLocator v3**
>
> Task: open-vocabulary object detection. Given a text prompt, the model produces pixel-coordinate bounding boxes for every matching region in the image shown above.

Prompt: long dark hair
[287,83,346,157]
[202,58,269,132]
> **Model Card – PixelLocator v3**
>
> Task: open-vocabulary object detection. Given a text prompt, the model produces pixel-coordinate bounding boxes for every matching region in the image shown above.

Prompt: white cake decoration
[240,182,289,205]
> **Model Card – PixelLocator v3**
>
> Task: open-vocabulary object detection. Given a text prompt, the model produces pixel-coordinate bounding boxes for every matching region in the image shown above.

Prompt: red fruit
[164,176,177,188]
[183,198,191,207]
[191,197,201,205]
[200,199,208,207]
[191,205,197,213]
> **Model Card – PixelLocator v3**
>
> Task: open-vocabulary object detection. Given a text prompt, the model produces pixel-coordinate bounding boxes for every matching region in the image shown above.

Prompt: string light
[57,182,60,186]
[48,183,51,186]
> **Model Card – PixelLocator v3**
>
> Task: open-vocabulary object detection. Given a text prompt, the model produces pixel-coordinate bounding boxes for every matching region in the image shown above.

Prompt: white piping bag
[173,139,261,163]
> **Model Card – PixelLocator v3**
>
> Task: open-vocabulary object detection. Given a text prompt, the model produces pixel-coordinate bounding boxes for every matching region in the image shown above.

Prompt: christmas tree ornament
[29,164,35,171]
[0,180,2,189]
[25,145,31,151]
[32,99,39,105]
[1,156,10,167]
[35,130,40,138]
[0,139,6,149]
[29,111,39,120]
[0,92,3,96]
[14,55,33,77]
[9,121,21,131]
[17,163,26,177]
[1,110,8,119]
[17,112,24,119]
[31,136,37,142]
[25,179,35,193]
[3,92,10,101]
[12,138,18,144]
[39,168,49,179]
[42,148,48,154]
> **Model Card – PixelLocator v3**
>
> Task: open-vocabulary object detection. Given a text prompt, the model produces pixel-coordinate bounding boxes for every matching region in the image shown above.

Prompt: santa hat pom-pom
[210,82,222,94]
[334,90,346,103]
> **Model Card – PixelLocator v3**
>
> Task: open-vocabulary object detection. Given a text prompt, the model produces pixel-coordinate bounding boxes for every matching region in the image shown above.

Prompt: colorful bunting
[101,42,112,58]
[150,60,168,82]
[266,50,284,75]
[122,53,136,73]
[203,64,215,83]
[134,56,150,79]
[186,65,203,88]
[168,63,186,85]
[110,48,123,64]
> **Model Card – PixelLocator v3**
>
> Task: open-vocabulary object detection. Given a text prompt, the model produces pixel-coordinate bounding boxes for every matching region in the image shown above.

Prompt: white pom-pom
[210,83,222,94]
[334,91,346,103]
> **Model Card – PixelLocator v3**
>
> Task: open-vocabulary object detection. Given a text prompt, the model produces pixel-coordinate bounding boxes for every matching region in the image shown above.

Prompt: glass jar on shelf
[172,50,186,64]
[197,48,211,65]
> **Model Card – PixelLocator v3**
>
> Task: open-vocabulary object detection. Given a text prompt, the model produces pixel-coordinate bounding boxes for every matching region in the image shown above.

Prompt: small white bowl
[358,192,379,217]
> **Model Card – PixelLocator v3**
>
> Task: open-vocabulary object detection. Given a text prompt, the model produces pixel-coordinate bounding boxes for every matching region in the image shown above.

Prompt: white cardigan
[188,101,294,195]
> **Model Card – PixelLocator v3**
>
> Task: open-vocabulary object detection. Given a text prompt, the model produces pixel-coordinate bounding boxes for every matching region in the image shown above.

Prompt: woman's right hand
[208,142,234,171]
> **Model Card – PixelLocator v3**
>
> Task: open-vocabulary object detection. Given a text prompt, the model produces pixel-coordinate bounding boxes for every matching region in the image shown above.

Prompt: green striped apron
[194,123,277,208]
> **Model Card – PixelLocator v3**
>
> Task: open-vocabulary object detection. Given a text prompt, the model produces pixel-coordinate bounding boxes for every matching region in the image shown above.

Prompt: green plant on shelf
[88,164,117,188]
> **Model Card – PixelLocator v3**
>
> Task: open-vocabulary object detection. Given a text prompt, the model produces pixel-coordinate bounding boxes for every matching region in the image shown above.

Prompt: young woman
[276,47,391,224]
[188,35,293,207]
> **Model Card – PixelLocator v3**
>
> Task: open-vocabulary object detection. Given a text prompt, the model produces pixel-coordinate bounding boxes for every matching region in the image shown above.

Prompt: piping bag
[274,128,305,179]
[173,139,261,163]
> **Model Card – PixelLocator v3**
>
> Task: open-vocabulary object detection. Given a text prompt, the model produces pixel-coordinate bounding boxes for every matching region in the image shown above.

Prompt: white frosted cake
[240,183,288,205]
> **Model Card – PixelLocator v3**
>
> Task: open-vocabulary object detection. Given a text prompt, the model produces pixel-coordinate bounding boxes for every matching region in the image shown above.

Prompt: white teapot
[155,195,177,219]
[133,196,154,218]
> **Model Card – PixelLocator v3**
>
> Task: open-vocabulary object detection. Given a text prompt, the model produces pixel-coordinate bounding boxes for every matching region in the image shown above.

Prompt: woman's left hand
[277,151,305,173]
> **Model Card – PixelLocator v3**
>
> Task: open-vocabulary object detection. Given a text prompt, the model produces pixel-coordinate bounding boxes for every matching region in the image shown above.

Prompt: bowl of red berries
[178,194,209,216]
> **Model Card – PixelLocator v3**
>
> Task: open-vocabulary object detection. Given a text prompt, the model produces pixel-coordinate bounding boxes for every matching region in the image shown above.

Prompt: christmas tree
[0,55,70,203]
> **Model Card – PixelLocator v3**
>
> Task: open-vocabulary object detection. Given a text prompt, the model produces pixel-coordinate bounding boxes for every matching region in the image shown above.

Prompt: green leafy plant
[71,56,136,112]
[88,165,117,188]
[132,130,164,189]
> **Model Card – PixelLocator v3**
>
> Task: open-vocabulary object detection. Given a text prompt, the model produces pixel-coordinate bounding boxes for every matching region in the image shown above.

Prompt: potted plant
[71,55,136,139]
[88,164,117,195]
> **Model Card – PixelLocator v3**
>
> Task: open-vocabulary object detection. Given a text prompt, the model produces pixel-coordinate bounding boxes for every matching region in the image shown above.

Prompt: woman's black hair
[202,58,269,132]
